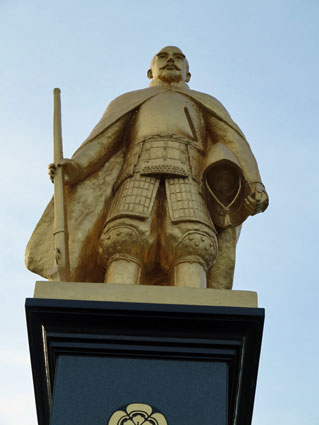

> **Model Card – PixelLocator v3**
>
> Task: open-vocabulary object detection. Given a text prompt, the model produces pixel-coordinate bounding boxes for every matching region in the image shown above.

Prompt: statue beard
[158,69,182,84]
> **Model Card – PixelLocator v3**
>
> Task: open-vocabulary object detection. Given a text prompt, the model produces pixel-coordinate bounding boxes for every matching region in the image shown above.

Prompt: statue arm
[206,113,268,215]
[206,114,261,183]
[71,115,129,182]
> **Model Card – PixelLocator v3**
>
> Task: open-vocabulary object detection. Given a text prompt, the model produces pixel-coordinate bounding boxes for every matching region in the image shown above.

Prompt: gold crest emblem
[107,403,168,425]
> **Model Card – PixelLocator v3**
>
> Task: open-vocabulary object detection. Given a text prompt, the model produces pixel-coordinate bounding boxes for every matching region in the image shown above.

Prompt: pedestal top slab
[34,281,258,308]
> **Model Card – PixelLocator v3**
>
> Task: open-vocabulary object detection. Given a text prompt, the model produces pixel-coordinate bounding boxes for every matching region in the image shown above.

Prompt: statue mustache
[160,64,180,70]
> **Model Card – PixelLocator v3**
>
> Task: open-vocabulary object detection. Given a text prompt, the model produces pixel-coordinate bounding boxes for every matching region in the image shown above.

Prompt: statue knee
[174,230,218,272]
[98,225,144,269]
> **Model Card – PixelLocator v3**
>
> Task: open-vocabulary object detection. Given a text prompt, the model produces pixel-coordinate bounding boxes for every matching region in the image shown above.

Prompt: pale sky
[1,1,318,424]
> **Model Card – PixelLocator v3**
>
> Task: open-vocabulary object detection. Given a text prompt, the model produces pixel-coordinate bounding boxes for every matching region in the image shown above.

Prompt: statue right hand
[48,159,81,184]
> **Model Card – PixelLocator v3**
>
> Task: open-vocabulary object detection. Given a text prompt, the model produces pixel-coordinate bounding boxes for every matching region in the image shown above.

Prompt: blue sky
[1,1,318,424]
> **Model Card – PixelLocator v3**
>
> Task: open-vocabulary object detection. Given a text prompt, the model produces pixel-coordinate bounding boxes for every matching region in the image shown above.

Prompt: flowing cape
[25,86,246,284]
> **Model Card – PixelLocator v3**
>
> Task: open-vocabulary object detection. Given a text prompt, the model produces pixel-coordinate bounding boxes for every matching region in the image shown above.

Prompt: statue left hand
[244,182,269,216]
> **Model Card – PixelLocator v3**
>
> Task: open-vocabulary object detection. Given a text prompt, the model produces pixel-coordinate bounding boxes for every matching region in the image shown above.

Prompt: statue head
[147,46,191,84]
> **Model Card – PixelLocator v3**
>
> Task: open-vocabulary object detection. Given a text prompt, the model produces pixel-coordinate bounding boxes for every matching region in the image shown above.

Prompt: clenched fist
[48,158,81,184]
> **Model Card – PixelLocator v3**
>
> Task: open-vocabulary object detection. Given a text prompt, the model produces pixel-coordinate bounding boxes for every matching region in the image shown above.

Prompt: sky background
[1,0,318,424]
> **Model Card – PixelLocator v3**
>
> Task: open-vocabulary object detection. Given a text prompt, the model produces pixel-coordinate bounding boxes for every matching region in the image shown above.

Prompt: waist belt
[134,135,202,177]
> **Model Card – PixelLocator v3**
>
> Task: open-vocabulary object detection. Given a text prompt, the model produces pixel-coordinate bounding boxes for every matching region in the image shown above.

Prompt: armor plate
[166,177,213,226]
[107,175,159,222]
[137,136,189,176]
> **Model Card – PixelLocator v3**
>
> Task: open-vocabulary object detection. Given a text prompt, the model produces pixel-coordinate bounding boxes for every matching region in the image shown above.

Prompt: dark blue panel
[51,355,228,425]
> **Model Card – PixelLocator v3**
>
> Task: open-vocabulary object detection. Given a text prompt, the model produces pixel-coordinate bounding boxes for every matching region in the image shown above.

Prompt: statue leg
[98,202,159,285]
[162,177,218,288]
[98,224,144,285]
[170,230,218,288]
[160,205,218,288]
[105,256,143,285]
[172,261,207,288]
[99,174,160,284]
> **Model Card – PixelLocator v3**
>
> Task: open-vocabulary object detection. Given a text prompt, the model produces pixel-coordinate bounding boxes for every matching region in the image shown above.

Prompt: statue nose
[167,58,174,63]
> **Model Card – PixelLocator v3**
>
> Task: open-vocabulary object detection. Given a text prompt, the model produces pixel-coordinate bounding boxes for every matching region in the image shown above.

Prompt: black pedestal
[26,298,264,425]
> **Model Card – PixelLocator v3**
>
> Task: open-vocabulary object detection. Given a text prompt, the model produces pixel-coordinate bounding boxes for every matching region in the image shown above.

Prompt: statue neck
[148,79,190,89]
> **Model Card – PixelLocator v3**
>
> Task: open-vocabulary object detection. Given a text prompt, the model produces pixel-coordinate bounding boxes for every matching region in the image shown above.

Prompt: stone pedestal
[26,282,264,425]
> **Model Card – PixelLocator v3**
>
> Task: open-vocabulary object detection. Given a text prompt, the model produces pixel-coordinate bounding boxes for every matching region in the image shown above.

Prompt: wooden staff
[49,88,70,281]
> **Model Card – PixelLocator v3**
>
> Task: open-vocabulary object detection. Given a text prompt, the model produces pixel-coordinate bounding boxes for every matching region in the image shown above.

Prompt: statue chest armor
[117,91,206,185]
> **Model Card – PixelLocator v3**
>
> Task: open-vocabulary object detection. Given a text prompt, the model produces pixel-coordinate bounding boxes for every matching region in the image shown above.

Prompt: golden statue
[26,46,268,289]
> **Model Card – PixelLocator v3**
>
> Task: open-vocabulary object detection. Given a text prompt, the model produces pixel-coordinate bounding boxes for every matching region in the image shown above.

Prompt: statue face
[150,46,190,83]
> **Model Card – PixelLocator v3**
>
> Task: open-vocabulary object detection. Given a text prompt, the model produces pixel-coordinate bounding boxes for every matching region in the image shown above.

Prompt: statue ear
[147,69,153,79]
[185,72,191,83]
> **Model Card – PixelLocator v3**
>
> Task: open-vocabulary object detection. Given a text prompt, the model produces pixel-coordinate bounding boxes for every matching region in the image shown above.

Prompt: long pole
[49,88,70,281]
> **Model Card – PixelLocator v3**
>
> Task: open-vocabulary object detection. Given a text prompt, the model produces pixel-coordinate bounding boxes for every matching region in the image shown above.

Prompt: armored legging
[98,175,218,283]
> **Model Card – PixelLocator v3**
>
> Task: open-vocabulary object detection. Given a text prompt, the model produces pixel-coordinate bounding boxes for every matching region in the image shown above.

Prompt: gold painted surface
[26,46,268,290]
[108,403,167,425]
[48,88,70,281]
[33,281,258,308]
[130,91,203,146]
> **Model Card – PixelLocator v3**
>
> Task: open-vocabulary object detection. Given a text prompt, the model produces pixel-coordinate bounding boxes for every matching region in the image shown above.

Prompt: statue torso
[130,90,205,142]
[109,90,212,226]
[119,90,206,180]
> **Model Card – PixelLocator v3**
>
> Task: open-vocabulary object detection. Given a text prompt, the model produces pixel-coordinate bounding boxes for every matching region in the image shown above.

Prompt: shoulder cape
[25,86,244,283]
[75,86,245,154]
